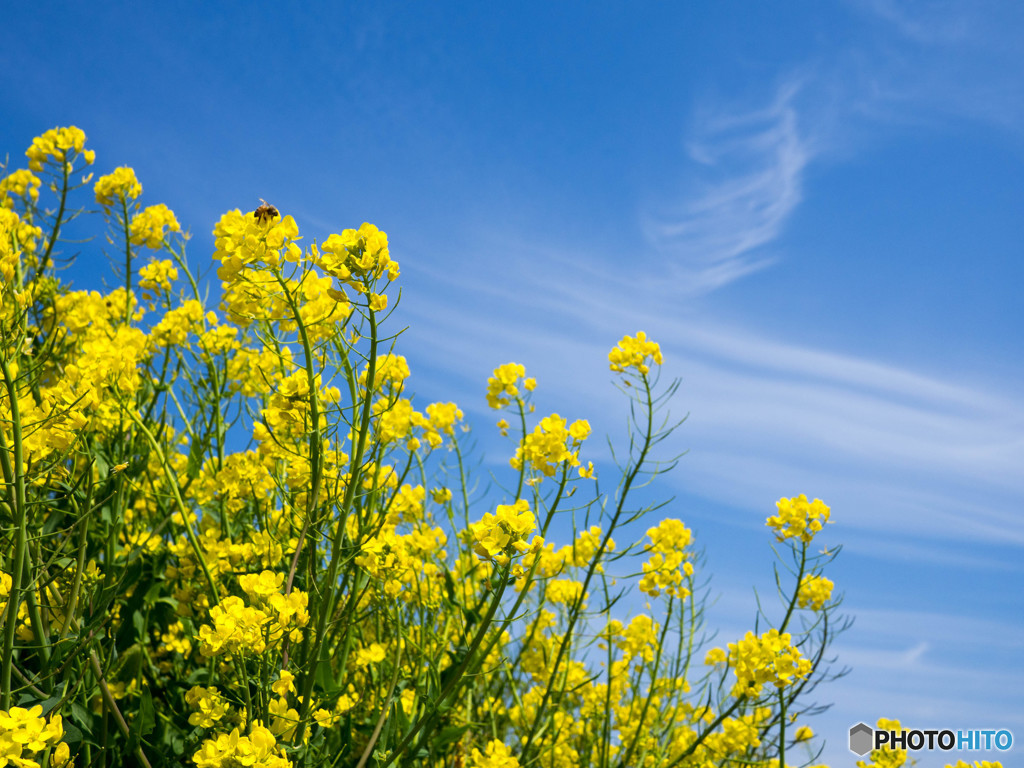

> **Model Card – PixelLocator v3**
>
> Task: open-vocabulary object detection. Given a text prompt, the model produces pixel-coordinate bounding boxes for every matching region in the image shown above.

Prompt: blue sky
[3,2,1023,765]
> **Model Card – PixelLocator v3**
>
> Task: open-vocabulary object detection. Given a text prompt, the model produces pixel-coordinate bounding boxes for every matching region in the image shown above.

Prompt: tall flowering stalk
[0,127,863,768]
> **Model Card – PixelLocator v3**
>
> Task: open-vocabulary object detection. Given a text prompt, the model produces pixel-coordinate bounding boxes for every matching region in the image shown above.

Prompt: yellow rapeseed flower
[766,494,831,543]
[487,362,528,409]
[470,499,537,563]
[797,574,834,611]
[129,203,180,248]
[94,166,142,206]
[608,331,663,375]
[26,126,93,171]
[0,168,42,206]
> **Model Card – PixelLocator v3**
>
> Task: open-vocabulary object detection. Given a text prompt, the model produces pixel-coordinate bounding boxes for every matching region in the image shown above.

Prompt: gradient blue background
[3,3,1022,766]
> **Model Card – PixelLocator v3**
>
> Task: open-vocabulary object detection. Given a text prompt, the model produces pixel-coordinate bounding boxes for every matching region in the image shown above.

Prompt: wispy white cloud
[397,250,1024,768]
[392,11,1024,764]
[843,0,1024,132]
[851,0,977,44]
[398,247,1024,548]
[639,82,813,295]
[627,0,1024,306]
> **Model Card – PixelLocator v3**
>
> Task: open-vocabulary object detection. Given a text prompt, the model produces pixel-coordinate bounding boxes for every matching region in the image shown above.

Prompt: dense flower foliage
[0,127,851,768]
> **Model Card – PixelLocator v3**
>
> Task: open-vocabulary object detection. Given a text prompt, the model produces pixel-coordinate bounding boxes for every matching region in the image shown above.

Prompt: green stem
[617,594,675,768]
[387,562,513,768]
[294,305,379,740]
[662,695,747,768]
[39,151,70,268]
[778,542,808,635]
[120,196,133,324]
[89,650,153,768]
[524,374,656,761]
[0,358,29,709]
[778,687,787,768]
[121,405,220,605]
[355,618,405,768]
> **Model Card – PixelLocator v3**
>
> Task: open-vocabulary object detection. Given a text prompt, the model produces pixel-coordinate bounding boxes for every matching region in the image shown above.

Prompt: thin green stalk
[0,358,29,709]
[89,650,153,768]
[294,305,379,740]
[524,374,656,760]
[616,594,676,768]
[39,151,71,268]
[778,542,808,635]
[386,561,513,768]
[661,694,747,768]
[778,688,787,768]
[355,613,405,768]
[120,196,133,324]
[121,405,220,604]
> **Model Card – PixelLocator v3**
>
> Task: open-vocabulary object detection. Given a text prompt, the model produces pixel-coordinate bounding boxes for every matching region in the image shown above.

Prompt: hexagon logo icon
[849,722,874,756]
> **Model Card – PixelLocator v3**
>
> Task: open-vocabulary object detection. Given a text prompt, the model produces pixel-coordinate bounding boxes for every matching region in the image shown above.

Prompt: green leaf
[126,684,156,754]
[434,724,470,748]
[69,701,95,738]
[61,721,85,747]
[133,610,147,642]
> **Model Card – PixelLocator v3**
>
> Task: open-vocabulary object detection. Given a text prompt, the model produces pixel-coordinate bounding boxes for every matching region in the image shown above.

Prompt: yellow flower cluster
[561,525,612,569]
[467,739,520,768]
[355,522,448,601]
[197,596,271,657]
[470,499,537,564]
[0,168,41,206]
[190,450,277,517]
[129,203,181,248]
[150,299,204,347]
[197,575,309,658]
[0,705,70,768]
[857,718,908,768]
[373,398,463,450]
[608,614,660,663]
[425,401,463,440]
[360,353,411,393]
[510,414,590,477]
[94,166,142,206]
[193,723,289,768]
[185,686,231,728]
[724,628,813,698]
[0,573,11,619]
[212,207,302,281]
[797,573,834,611]
[794,725,814,742]
[638,518,694,599]
[138,257,179,294]
[766,494,831,543]
[486,362,535,409]
[545,578,585,606]
[317,222,400,287]
[945,762,1004,768]
[261,370,314,437]
[167,529,284,614]
[1,377,88,463]
[159,620,192,657]
[0,206,43,283]
[508,682,586,762]
[352,642,387,668]
[608,330,663,375]
[26,125,93,171]
[700,708,772,760]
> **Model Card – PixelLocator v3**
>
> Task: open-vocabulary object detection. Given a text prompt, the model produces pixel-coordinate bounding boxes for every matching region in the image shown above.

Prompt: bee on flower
[254,198,279,224]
